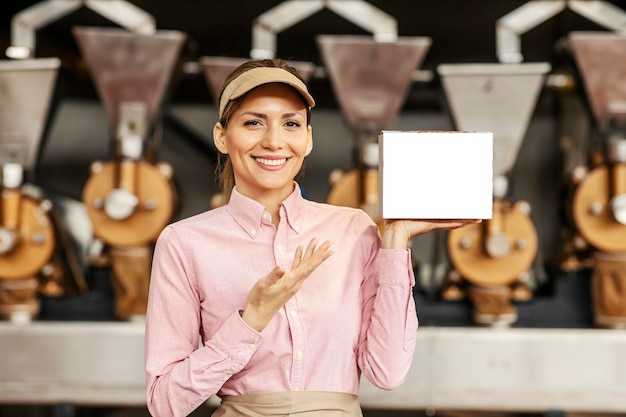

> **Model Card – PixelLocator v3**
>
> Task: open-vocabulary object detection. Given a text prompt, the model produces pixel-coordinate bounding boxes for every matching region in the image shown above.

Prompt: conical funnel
[200,56,315,105]
[437,63,550,177]
[0,58,60,172]
[73,26,186,134]
[568,32,626,131]
[316,35,431,133]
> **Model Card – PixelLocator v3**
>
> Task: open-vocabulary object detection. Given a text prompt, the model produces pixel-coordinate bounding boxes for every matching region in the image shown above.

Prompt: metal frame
[497,0,626,63]
[7,0,155,59]
[250,0,397,59]
[1,322,625,413]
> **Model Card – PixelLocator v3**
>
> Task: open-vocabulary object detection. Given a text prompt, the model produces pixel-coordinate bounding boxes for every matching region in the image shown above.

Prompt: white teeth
[255,157,287,166]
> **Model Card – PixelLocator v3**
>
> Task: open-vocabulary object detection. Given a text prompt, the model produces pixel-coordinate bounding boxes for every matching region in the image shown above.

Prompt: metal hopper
[200,56,315,105]
[568,32,626,132]
[0,58,60,175]
[316,35,431,134]
[72,26,186,142]
[437,63,551,181]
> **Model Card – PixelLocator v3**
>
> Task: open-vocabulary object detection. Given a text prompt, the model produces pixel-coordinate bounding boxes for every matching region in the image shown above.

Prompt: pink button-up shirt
[145,184,418,417]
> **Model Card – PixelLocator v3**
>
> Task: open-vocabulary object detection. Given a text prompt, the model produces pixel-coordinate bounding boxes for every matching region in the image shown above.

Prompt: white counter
[1,322,625,413]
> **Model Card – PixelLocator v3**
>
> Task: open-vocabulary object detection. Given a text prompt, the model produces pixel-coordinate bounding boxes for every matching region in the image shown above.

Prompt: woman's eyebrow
[239,111,305,119]
[282,111,305,118]
[240,111,267,118]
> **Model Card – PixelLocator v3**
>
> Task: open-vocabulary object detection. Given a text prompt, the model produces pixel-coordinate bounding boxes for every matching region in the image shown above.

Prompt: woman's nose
[261,125,283,149]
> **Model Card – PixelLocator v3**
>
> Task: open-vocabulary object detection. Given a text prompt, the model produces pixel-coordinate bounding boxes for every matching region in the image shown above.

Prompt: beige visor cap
[219,67,315,119]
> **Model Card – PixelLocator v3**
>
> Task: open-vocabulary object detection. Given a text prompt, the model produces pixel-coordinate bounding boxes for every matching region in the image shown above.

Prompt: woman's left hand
[381,218,482,249]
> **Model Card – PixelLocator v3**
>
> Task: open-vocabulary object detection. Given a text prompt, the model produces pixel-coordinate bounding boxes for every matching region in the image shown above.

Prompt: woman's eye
[244,119,261,126]
[285,121,301,128]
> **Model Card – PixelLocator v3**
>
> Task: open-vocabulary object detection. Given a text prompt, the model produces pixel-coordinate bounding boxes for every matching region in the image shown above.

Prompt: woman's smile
[253,156,290,168]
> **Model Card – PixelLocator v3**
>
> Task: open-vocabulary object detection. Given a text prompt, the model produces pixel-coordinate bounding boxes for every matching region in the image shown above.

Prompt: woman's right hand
[242,238,333,332]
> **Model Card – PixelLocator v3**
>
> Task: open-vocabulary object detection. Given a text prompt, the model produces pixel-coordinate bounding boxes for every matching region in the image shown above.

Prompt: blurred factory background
[1,0,626,416]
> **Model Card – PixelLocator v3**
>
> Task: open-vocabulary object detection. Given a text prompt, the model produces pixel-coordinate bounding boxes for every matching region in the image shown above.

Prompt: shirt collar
[226,183,305,239]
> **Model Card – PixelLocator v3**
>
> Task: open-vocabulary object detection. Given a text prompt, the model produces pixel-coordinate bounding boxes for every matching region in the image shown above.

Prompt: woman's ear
[213,122,228,154]
[305,125,313,156]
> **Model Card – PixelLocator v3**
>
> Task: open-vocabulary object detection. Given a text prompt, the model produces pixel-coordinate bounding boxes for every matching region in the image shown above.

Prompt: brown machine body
[570,164,626,253]
[0,190,55,280]
[567,163,626,328]
[326,168,384,231]
[83,160,175,248]
[448,199,538,287]
[0,189,55,319]
[446,198,538,325]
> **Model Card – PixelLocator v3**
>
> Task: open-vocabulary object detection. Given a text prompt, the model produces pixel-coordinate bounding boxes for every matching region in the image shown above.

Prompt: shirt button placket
[277,215,305,390]
[287,302,305,391]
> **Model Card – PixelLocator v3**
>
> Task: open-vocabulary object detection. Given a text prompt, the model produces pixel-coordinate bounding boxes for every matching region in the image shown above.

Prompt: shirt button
[296,350,303,358]
[263,213,270,221]
[248,344,256,351]
[293,225,300,232]
[290,310,297,318]
[250,229,256,236]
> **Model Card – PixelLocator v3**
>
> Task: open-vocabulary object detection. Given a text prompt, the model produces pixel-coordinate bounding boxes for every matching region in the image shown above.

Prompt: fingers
[290,238,333,276]
[302,238,319,259]
[435,219,483,230]
[243,239,332,332]
[257,266,285,290]
[271,266,285,280]
[383,219,484,248]
[291,245,303,269]
[302,240,333,273]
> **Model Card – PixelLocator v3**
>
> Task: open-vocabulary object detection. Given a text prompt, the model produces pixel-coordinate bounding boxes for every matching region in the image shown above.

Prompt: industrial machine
[73,26,186,320]
[436,63,551,326]
[316,34,431,231]
[564,31,626,329]
[0,58,88,323]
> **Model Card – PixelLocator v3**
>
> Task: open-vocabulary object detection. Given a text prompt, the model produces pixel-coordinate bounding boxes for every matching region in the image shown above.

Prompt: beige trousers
[211,391,363,417]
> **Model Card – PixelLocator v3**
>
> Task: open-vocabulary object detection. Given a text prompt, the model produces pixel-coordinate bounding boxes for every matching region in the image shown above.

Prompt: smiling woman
[213,80,313,217]
[144,58,479,417]
[213,60,315,208]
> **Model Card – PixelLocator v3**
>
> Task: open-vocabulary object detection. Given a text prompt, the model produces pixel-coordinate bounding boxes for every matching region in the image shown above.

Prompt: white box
[379,130,493,219]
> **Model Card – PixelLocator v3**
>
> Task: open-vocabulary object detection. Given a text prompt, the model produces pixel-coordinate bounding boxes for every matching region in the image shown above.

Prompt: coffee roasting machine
[73,26,185,320]
[0,58,88,323]
[437,62,550,326]
[562,31,626,329]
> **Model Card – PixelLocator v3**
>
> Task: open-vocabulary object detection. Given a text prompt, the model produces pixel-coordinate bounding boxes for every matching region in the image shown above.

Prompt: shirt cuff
[207,310,264,367]
[378,248,415,287]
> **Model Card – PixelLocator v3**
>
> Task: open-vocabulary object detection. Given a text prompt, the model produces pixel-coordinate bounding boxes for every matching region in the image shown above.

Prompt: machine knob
[485,231,511,258]
[0,228,18,255]
[610,194,626,225]
[104,188,138,221]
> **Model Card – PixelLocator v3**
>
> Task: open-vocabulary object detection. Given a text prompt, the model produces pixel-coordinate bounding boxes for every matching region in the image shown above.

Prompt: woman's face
[214,83,312,202]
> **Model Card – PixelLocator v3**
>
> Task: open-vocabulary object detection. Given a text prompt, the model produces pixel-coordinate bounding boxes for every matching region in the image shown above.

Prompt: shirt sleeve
[356,223,419,390]
[145,226,263,417]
